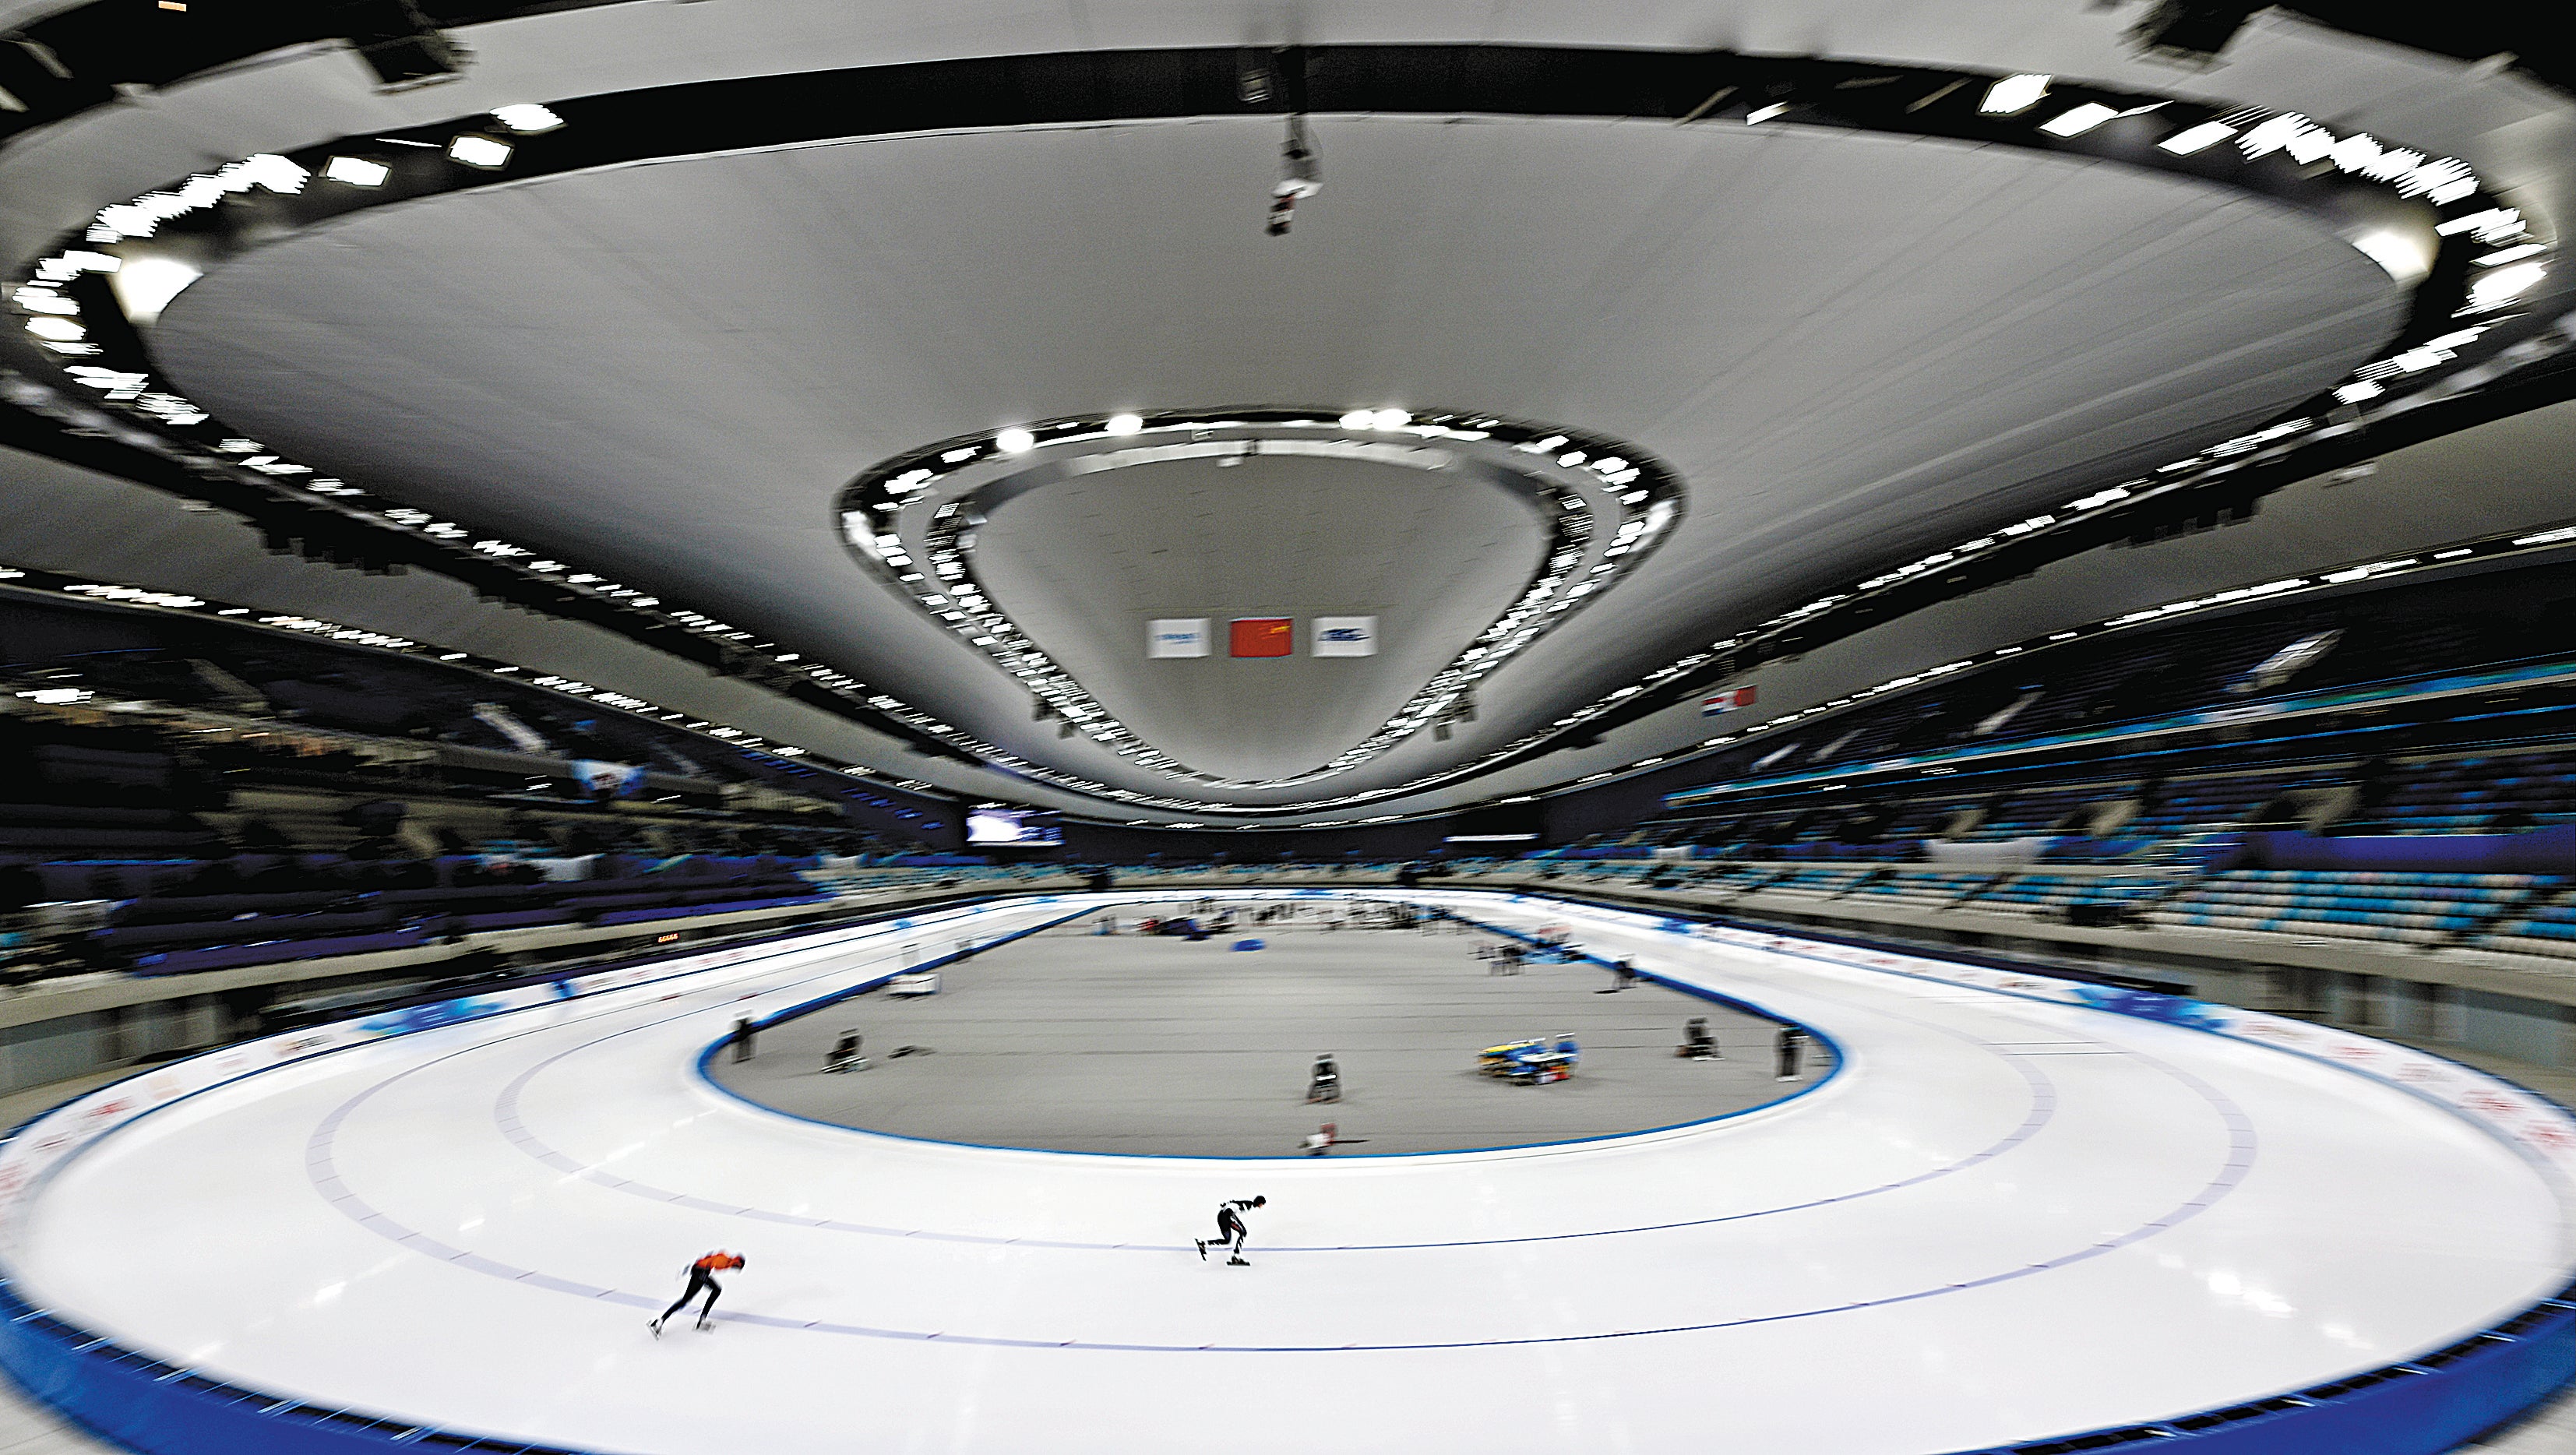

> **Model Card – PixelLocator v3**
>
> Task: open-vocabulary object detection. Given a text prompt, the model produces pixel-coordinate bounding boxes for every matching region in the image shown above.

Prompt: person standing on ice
[1196,1196,1266,1266]
[1775,1025,1809,1082]
[650,1250,745,1335]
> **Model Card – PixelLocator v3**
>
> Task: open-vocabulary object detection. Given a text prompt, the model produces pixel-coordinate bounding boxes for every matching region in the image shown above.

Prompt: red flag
[1230,618,1293,657]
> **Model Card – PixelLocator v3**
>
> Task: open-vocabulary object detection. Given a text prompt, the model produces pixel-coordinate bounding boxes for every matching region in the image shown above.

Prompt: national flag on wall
[1311,615,1378,657]
[1700,685,1757,717]
[1147,618,1210,658]
[1230,617,1293,657]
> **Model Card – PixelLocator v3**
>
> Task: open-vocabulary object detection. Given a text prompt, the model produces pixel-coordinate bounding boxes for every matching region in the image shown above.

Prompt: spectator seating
[2493,898,2576,960]
[1845,868,1999,910]
[2143,870,2550,947]
[1963,873,2169,918]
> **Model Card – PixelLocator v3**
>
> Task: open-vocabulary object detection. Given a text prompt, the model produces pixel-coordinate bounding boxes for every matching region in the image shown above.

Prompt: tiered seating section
[11,558,2576,997]
[1,591,977,982]
[2141,871,2550,948]
[1528,564,2576,971]
[16,854,828,977]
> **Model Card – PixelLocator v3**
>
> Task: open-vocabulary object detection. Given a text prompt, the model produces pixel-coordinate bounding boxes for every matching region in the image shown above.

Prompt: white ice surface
[10,892,2568,1455]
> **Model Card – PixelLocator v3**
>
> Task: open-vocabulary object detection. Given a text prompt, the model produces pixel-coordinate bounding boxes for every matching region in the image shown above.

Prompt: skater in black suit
[1775,1025,1808,1081]
[1196,1196,1266,1265]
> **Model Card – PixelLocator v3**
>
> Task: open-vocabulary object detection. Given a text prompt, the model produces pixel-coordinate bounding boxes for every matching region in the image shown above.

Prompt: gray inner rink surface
[707,904,1825,1156]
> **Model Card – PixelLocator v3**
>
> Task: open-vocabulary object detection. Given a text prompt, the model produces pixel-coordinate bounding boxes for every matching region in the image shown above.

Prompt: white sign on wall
[1311,615,1378,657]
[1147,618,1210,658]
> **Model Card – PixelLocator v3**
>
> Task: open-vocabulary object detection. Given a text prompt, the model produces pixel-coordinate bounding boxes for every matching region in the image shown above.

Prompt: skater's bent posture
[1196,1196,1267,1264]
[651,1250,746,1335]
[1679,1017,1719,1059]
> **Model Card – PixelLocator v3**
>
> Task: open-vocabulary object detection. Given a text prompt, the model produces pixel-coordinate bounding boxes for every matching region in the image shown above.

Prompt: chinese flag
[1230,617,1293,657]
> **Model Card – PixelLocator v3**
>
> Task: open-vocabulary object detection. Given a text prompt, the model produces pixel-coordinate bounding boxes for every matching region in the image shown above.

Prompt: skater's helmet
[1250,1196,1267,1207]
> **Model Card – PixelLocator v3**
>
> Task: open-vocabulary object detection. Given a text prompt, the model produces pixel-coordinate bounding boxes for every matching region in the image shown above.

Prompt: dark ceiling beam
[4,32,2570,822]
[1496,347,2576,769]
[0,392,985,767]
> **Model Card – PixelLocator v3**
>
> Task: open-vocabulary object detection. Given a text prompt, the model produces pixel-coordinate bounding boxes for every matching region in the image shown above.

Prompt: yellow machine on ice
[1478,1034,1580,1085]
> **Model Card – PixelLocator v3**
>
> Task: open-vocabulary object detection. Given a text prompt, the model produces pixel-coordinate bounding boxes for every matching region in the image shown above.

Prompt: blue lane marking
[287,893,2258,1351]
[487,942,2067,1252]
[310,1034,2250,1354]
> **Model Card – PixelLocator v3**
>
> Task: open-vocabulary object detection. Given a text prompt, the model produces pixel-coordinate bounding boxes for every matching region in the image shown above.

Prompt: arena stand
[12,560,2576,1099]
[1463,563,2576,1069]
[0,590,1026,1091]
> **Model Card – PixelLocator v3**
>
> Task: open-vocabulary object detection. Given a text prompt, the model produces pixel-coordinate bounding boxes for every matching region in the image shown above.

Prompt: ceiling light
[2362,146,2423,183]
[2470,262,2546,309]
[1980,74,2050,115]
[1369,407,1410,429]
[2477,244,2545,267]
[2409,158,2477,205]
[2329,133,2380,174]
[2160,122,2236,154]
[2436,208,2523,241]
[1105,413,1144,435]
[322,156,389,187]
[107,255,202,326]
[25,316,83,340]
[995,427,1035,453]
[448,134,513,169]
[1746,103,1788,125]
[2040,104,2120,137]
[492,104,564,135]
[2278,128,2335,166]
[2349,230,2430,283]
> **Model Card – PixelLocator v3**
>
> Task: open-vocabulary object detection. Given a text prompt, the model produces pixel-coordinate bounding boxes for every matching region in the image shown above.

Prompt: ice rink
[707,903,1806,1155]
[4,890,2571,1454]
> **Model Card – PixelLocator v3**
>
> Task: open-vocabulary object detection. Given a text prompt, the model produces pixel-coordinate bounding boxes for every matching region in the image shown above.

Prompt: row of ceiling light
[318,104,560,186]
[2,107,1101,813]
[1959,72,2546,318]
[4,70,2560,827]
[1454,75,2562,809]
[840,407,1677,809]
[0,555,957,803]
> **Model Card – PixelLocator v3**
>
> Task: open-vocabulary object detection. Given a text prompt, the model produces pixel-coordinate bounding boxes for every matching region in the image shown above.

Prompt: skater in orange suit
[651,1250,746,1335]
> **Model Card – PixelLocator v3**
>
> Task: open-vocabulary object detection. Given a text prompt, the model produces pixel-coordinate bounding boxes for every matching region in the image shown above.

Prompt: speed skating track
[2,889,2572,1455]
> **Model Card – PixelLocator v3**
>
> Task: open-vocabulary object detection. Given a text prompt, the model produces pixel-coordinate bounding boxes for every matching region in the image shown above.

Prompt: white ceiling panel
[971,452,1545,780]
[143,112,2395,804]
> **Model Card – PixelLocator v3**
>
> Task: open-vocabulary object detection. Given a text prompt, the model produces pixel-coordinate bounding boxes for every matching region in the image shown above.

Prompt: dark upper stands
[0,591,963,982]
[1533,562,2576,967]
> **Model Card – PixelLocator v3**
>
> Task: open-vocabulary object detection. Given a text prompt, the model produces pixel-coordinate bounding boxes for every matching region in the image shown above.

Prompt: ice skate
[1226,1255,1250,1267]
[1195,1239,1207,1260]
[648,1317,664,1338]
[696,1316,714,1332]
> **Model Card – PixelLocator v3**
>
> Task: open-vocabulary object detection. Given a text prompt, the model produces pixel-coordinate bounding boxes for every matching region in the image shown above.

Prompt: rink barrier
[692,890,1853,1159]
[0,886,2571,1454]
[710,902,1097,1049]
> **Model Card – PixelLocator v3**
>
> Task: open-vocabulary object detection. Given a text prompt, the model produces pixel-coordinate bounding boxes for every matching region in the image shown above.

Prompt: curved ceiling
[972,452,1544,784]
[2,0,2571,826]
[143,113,2396,808]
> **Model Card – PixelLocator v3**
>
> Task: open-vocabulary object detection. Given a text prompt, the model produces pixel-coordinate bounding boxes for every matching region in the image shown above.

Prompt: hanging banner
[571,760,646,798]
[1312,616,1378,657]
[1229,617,1293,657]
[1147,618,1210,658]
[1701,685,1758,717]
